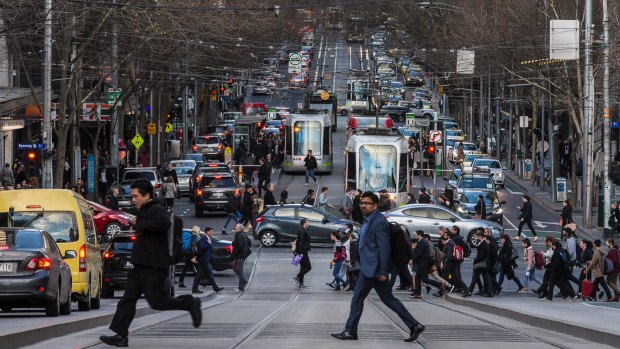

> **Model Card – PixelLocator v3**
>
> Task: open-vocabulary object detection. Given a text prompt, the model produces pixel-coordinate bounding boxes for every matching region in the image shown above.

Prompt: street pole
[182,85,189,152]
[42,0,53,188]
[469,79,474,142]
[583,0,594,228]
[495,94,500,160]
[541,88,546,191]
[487,72,491,151]
[194,79,199,138]
[603,0,611,228]
[110,0,119,176]
[479,76,483,146]
[508,97,513,170]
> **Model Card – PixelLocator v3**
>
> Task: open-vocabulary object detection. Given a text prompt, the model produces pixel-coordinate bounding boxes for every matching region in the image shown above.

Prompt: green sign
[108,88,122,106]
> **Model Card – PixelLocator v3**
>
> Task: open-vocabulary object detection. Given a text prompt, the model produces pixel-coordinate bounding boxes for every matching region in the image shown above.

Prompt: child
[329,231,348,291]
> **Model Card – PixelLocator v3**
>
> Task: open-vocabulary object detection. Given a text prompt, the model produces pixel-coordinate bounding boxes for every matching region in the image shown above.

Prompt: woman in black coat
[515,195,537,241]
[560,199,573,227]
[497,235,524,291]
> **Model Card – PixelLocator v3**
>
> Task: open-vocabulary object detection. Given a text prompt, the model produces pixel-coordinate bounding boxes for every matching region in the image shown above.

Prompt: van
[0,189,102,311]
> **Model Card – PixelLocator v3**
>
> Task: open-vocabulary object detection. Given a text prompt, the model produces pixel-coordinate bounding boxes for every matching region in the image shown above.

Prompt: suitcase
[581,274,594,300]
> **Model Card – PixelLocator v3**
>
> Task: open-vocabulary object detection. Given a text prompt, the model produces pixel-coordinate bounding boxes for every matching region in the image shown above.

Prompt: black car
[453,189,506,225]
[189,162,231,202]
[194,174,240,217]
[101,233,136,298]
[253,204,360,247]
[379,105,410,122]
[174,231,234,272]
[0,228,73,316]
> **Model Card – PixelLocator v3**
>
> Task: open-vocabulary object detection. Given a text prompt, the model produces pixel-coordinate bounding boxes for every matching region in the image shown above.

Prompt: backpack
[166,213,184,265]
[454,235,471,258]
[389,222,411,268]
[432,246,444,267]
[452,242,465,262]
[603,252,615,275]
[534,250,545,270]
[181,231,195,255]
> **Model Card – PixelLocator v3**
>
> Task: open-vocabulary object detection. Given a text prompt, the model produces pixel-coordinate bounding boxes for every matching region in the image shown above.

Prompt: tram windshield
[358,145,397,193]
[293,121,322,156]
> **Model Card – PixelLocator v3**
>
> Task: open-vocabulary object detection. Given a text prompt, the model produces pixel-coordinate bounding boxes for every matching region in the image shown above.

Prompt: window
[463,143,478,151]
[200,176,236,188]
[111,239,135,252]
[399,153,408,191]
[358,145,397,192]
[196,137,220,145]
[1,212,79,243]
[123,171,156,182]
[285,127,292,155]
[346,153,356,189]
[273,208,295,218]
[78,200,97,245]
[430,208,454,220]
[298,208,325,221]
[175,167,195,175]
[12,230,44,250]
[323,127,331,156]
[293,121,321,156]
[402,208,427,218]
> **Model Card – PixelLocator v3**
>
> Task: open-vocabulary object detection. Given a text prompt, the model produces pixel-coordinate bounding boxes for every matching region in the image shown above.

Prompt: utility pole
[603,0,611,228]
[479,76,483,145]
[487,72,491,151]
[469,79,474,142]
[495,93,500,160]
[110,0,119,176]
[42,0,53,188]
[541,88,546,191]
[182,85,189,152]
[583,0,594,228]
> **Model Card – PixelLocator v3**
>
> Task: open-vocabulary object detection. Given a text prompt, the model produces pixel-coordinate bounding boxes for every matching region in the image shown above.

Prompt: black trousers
[297,253,312,285]
[110,265,195,337]
[546,273,575,300]
[442,261,469,293]
[517,219,537,237]
[414,263,442,295]
[389,264,412,289]
[469,268,493,294]
[258,177,270,196]
[178,257,196,284]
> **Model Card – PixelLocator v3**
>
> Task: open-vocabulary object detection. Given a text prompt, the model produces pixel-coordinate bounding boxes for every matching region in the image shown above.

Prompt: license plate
[118,201,130,205]
[0,263,14,273]
[125,261,133,268]
[212,193,222,197]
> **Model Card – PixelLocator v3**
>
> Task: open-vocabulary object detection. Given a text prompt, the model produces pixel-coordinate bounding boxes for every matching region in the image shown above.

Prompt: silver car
[383,204,503,247]
[173,166,194,195]
[470,158,505,188]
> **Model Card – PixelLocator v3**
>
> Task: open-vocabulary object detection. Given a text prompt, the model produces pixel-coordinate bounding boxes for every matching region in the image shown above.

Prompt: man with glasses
[332,191,425,343]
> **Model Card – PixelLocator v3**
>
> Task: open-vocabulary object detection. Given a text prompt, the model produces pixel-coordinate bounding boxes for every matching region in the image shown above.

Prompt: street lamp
[274,5,280,17]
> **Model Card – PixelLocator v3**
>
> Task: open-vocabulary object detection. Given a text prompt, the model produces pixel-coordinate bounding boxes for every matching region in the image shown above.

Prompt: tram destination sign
[288,52,302,74]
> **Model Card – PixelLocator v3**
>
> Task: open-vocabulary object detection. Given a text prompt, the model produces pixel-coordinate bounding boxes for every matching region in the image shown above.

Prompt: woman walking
[521,238,542,292]
[498,235,524,291]
[560,199,573,229]
[328,231,348,291]
[514,195,538,241]
[162,176,177,212]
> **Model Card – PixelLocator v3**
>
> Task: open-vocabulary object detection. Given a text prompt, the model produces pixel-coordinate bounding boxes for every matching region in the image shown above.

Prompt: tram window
[323,127,330,155]
[402,208,427,218]
[358,145,397,192]
[298,208,324,222]
[346,153,356,189]
[285,127,292,155]
[293,121,321,156]
[399,153,408,191]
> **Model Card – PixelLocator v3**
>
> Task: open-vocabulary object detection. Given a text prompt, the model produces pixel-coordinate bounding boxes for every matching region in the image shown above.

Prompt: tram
[345,128,409,203]
[305,90,337,131]
[232,116,264,159]
[282,111,333,174]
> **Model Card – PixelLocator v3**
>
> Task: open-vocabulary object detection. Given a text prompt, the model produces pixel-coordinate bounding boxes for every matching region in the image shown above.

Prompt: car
[451,142,480,163]
[445,168,462,188]
[453,189,505,225]
[204,125,231,137]
[172,166,195,195]
[443,120,459,130]
[470,158,505,187]
[253,83,270,95]
[446,129,465,142]
[0,189,102,311]
[170,160,197,169]
[253,204,360,247]
[383,204,503,247]
[337,104,353,116]
[380,105,410,122]
[194,173,241,217]
[193,136,224,161]
[87,200,134,242]
[452,173,497,195]
[175,231,233,271]
[189,162,231,202]
[117,167,164,214]
[218,111,243,124]
[101,233,136,298]
[182,153,205,165]
[0,228,73,316]
[462,153,489,172]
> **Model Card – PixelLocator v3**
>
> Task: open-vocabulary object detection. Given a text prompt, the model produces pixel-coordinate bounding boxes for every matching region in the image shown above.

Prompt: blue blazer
[358,210,393,278]
[197,235,213,265]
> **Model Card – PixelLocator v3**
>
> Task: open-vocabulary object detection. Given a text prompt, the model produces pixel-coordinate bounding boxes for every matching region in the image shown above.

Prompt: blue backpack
[181,230,195,255]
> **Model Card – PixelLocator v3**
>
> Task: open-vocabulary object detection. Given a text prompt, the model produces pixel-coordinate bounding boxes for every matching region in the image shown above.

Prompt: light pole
[583,0,594,228]
[603,0,611,228]
[43,0,53,188]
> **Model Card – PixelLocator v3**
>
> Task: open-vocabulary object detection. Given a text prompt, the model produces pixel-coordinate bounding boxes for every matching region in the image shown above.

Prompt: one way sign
[429,130,442,143]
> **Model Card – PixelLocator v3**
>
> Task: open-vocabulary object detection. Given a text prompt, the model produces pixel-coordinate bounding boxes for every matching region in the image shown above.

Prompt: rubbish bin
[556,177,567,202]
[523,159,532,180]
[170,140,181,159]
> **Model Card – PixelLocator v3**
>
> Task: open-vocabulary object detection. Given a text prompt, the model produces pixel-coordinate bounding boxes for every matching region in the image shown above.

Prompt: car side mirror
[500,200,507,204]
[322,217,329,224]
[64,250,77,259]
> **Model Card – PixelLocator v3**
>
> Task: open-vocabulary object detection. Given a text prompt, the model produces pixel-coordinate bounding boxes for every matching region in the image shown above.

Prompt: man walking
[257,157,272,197]
[331,192,425,343]
[232,224,249,292]
[340,188,354,220]
[304,149,318,185]
[442,226,471,296]
[192,227,224,294]
[293,218,312,288]
[411,230,445,298]
[263,184,277,206]
[222,190,241,235]
[318,187,334,212]
[100,179,201,347]
[515,195,538,242]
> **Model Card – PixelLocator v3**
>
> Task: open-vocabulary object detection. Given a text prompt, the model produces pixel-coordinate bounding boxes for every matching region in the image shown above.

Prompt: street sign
[612,121,620,128]
[224,147,232,165]
[107,88,122,106]
[165,122,173,133]
[0,119,25,131]
[519,115,529,128]
[17,143,45,150]
[324,73,331,80]
[429,130,442,143]
[131,133,144,149]
[288,52,302,74]
[147,122,157,135]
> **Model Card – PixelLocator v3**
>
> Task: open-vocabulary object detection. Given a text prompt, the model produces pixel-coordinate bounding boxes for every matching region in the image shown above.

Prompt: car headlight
[457,207,467,213]
[492,208,503,214]
[496,173,503,177]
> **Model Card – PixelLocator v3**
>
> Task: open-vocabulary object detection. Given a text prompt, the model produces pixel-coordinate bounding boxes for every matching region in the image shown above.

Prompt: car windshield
[183,154,204,162]
[196,137,220,145]
[459,177,494,190]
[464,154,481,162]
[463,143,478,151]
[122,171,155,182]
[473,159,501,169]
[447,130,463,137]
[445,140,455,148]
[460,192,496,205]
[206,126,227,134]
[0,211,79,243]
[171,161,195,168]
[200,176,235,188]
[0,229,44,250]
[175,167,194,175]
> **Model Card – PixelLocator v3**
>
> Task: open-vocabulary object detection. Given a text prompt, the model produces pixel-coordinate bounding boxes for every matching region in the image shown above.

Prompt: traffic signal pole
[42,0,53,188]
[603,0,611,228]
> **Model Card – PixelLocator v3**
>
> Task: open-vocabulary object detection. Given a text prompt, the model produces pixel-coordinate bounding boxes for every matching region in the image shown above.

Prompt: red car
[87,200,134,241]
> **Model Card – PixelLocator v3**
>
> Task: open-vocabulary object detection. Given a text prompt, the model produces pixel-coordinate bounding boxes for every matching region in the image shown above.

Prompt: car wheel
[1,306,12,312]
[467,231,481,248]
[45,286,61,317]
[340,109,348,116]
[423,113,433,120]
[90,278,101,310]
[105,222,122,237]
[77,280,92,311]
[398,115,405,122]
[259,230,278,247]
[59,284,72,316]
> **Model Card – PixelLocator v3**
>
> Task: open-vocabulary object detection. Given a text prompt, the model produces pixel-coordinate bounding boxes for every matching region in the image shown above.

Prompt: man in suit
[332,191,425,343]
[192,227,224,294]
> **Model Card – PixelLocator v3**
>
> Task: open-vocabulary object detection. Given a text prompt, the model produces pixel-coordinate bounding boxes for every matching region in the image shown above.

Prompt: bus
[305,90,337,131]
[346,72,370,112]
[282,111,333,174]
[346,17,364,42]
[345,128,409,203]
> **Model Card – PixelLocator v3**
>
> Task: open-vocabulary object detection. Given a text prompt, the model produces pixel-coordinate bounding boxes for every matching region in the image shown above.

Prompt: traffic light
[424,143,436,159]
[27,151,36,161]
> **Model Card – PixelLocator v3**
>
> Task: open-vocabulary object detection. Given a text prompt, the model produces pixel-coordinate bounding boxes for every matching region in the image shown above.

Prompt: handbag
[291,239,297,253]
[473,259,488,271]
[291,253,303,266]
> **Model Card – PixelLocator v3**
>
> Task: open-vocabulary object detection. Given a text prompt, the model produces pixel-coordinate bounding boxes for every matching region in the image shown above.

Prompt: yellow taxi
[0,189,102,311]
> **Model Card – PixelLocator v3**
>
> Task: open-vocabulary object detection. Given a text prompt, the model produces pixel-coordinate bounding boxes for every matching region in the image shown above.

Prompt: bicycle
[531,165,551,187]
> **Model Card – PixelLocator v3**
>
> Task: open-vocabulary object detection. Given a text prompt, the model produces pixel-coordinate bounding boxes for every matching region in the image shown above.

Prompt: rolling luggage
[581,273,594,300]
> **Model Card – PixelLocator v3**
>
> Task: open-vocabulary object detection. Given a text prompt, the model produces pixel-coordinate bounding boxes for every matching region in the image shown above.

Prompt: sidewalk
[446,293,620,347]
[503,167,603,240]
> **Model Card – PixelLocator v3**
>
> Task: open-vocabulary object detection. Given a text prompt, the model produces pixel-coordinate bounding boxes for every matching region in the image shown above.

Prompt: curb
[444,294,620,347]
[1,291,216,349]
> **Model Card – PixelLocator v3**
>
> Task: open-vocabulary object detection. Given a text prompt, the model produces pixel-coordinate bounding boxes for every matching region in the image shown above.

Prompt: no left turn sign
[429,130,442,143]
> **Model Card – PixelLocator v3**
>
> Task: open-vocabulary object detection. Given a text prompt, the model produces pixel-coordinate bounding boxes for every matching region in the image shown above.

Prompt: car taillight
[224,245,233,253]
[103,251,114,260]
[25,257,52,270]
[196,176,201,181]
[218,145,223,149]
[154,183,161,189]
[79,244,87,272]
[255,217,265,223]
[192,145,198,151]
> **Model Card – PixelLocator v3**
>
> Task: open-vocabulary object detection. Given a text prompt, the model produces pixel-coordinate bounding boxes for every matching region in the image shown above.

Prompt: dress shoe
[495,286,502,295]
[425,285,432,294]
[474,291,484,296]
[334,286,342,291]
[189,298,202,328]
[410,294,422,299]
[214,287,224,293]
[404,324,426,342]
[325,281,335,289]
[100,334,128,347]
[192,289,204,294]
[331,330,358,340]
[462,293,472,298]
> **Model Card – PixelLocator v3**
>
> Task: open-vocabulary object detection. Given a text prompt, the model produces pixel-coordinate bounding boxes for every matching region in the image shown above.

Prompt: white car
[470,158,505,187]
[451,141,481,163]
[338,104,353,116]
[462,153,490,173]
[446,129,465,142]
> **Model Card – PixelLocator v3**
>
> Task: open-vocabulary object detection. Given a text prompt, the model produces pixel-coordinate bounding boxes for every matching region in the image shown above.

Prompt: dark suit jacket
[358,210,392,278]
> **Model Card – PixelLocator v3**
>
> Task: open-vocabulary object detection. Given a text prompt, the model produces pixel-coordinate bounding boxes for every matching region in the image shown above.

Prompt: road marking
[504,215,519,230]
[333,43,338,88]
[348,44,352,70]
[504,185,523,195]
[312,35,325,89]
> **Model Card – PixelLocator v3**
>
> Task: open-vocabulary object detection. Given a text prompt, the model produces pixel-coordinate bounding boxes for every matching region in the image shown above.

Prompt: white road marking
[503,215,519,230]
[504,186,523,195]
[348,45,352,70]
